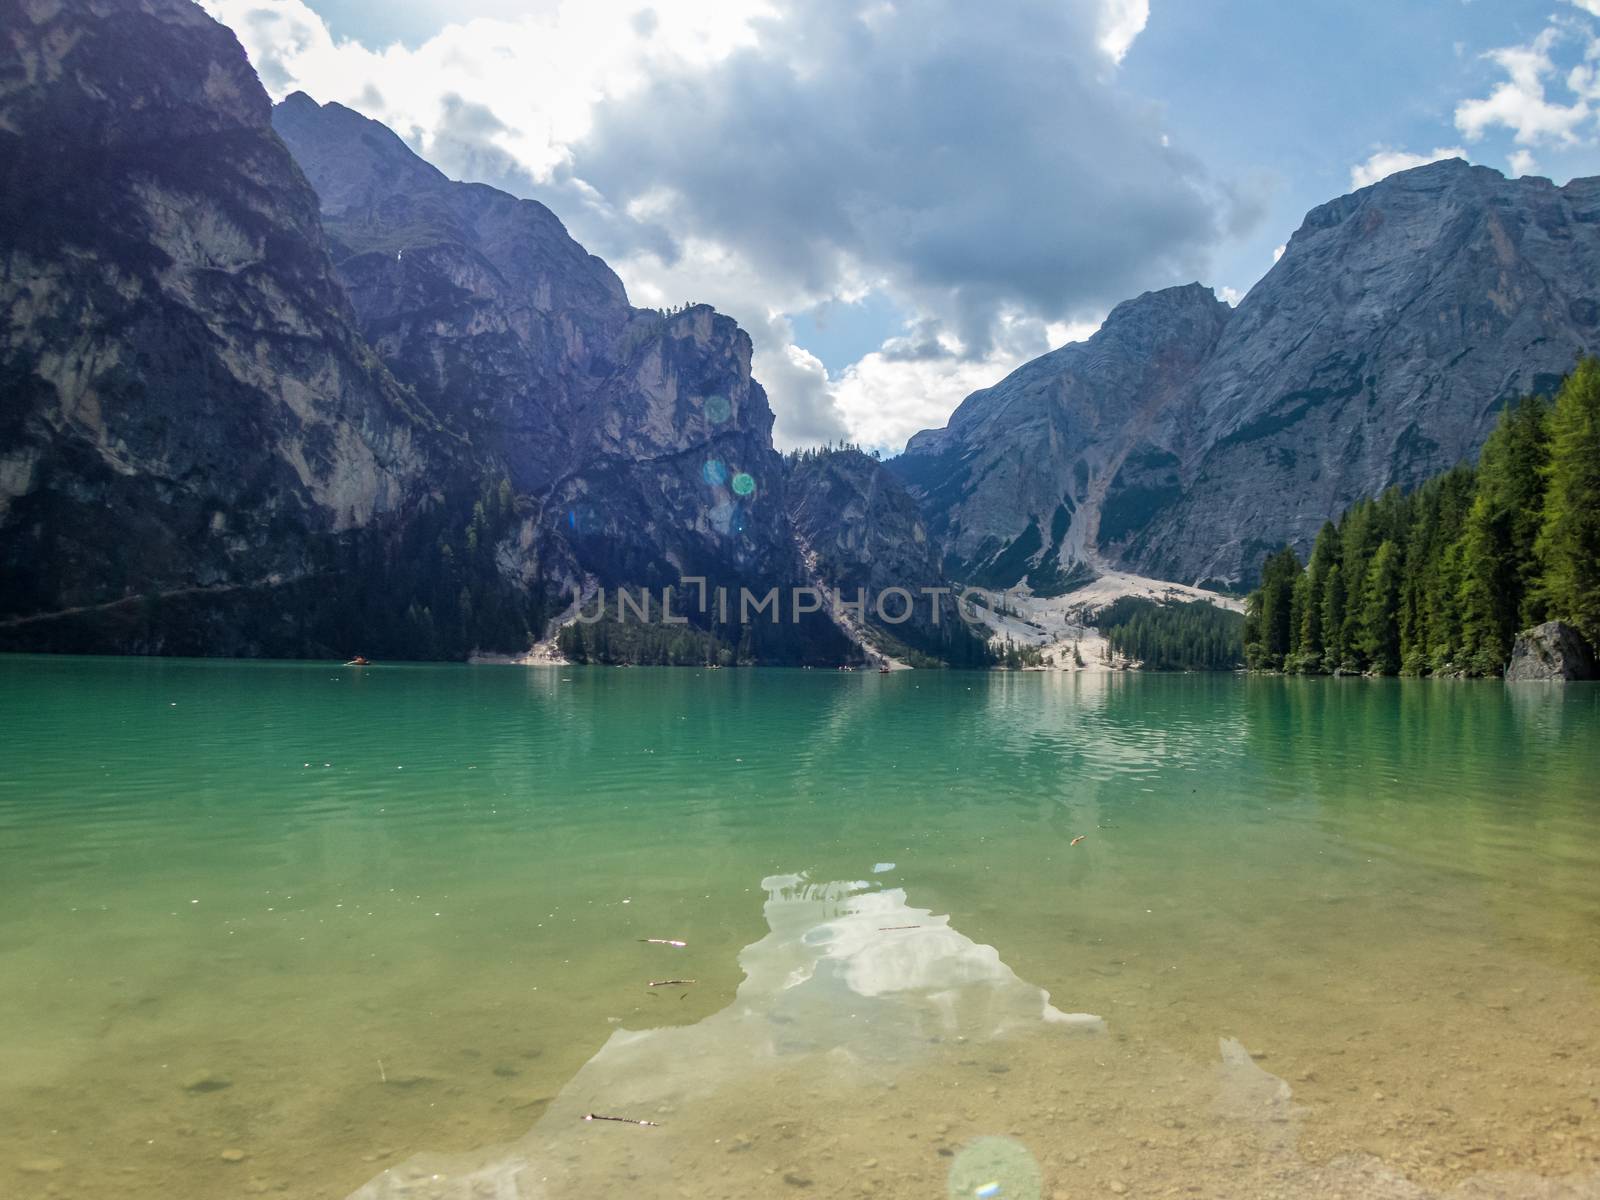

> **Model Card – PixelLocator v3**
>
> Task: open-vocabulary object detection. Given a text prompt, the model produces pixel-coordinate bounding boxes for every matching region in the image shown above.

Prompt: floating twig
[377,1058,386,1083]
[1070,835,1087,846]
[878,925,921,931]
[584,1112,659,1127]
[638,938,687,947]
[648,979,696,987]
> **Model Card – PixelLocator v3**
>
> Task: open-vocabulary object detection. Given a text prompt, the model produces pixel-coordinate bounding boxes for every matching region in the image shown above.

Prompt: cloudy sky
[206,0,1600,451]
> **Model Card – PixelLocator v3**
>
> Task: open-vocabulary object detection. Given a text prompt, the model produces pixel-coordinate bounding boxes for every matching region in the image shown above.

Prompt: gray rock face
[892,284,1230,592]
[0,0,436,649]
[786,448,989,664]
[1505,621,1597,681]
[1131,160,1600,585]
[898,160,1600,589]
[271,95,826,622]
[269,92,625,498]
[0,0,843,661]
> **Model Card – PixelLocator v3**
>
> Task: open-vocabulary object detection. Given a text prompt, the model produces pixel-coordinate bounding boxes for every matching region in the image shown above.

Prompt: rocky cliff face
[898,160,1600,589]
[0,0,445,653]
[891,284,1231,592]
[269,92,624,499]
[786,448,990,664]
[1130,160,1600,585]
[272,96,836,649]
[0,0,841,661]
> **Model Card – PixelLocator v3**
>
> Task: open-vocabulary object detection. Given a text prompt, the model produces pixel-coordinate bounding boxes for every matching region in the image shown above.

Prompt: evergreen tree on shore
[1102,597,1244,670]
[1360,540,1403,674]
[1244,546,1302,669]
[1457,396,1549,672]
[1244,362,1600,676]
[1537,360,1600,647]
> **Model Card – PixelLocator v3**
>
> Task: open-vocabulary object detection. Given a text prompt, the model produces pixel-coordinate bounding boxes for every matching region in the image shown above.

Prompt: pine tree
[1297,522,1338,670]
[1289,570,1309,668]
[1319,563,1345,671]
[1252,546,1301,669]
[1360,540,1403,673]
[1242,592,1263,668]
[1336,502,1377,671]
[1225,366,1598,677]
[1457,395,1551,672]
[1537,358,1600,646]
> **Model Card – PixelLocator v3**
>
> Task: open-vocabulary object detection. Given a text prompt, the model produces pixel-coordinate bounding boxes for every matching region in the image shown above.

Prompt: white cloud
[823,309,1105,452]
[1570,1,1600,17]
[1455,27,1589,145]
[1507,148,1540,176]
[205,0,1232,451]
[204,0,769,180]
[755,336,851,450]
[1096,0,1150,64]
[1044,317,1107,348]
[1350,146,1469,190]
[1217,285,1243,305]
[1272,243,1286,262]
[831,347,1031,453]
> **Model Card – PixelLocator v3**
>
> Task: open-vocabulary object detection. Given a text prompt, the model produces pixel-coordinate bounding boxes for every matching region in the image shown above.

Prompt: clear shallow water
[2,658,1598,1200]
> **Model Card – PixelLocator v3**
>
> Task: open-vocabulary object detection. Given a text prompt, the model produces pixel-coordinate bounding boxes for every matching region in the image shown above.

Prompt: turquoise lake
[2,657,1598,1199]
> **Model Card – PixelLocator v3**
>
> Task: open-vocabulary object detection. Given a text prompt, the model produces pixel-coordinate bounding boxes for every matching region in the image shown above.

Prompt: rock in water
[1505,622,1598,682]
[181,1069,233,1093]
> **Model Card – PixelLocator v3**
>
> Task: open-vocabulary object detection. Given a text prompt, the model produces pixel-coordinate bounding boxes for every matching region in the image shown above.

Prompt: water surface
[2,658,1598,1198]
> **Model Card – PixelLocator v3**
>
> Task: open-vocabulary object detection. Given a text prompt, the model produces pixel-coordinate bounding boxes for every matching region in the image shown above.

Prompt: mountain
[896,160,1600,588]
[891,284,1230,594]
[9,2,1585,663]
[270,93,848,661]
[0,0,848,663]
[0,0,458,655]
[785,448,991,666]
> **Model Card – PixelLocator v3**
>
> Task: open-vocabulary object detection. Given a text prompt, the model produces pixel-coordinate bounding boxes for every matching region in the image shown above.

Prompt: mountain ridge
[4,0,1593,664]
[0,0,454,654]
[270,90,852,663]
[0,0,854,662]
[890,280,1231,593]
[896,156,1600,588]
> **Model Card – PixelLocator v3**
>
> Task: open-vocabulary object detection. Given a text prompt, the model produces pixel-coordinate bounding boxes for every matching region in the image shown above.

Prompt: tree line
[1098,596,1244,671]
[1244,359,1600,675]
[782,442,884,465]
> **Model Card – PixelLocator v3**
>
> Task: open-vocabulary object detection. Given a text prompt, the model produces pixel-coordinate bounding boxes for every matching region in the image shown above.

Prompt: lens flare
[731,472,756,496]
[947,1138,1041,1200]
[702,459,729,487]
[705,393,732,423]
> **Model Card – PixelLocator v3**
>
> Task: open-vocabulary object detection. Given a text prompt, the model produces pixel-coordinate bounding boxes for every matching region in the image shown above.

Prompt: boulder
[1504,621,1598,682]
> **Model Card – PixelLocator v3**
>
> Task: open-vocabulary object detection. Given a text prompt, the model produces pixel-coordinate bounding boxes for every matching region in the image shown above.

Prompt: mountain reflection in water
[348,874,1104,1198]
